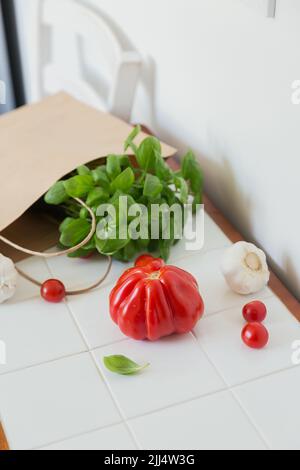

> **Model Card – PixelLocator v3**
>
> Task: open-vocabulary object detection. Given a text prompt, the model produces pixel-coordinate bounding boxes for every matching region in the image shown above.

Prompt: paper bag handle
[0,198,96,258]
[0,198,113,297]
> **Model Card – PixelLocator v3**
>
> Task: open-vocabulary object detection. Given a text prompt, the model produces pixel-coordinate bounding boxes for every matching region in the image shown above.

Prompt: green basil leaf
[122,240,137,261]
[79,208,89,219]
[143,174,163,199]
[95,236,130,256]
[86,187,110,207]
[63,175,94,198]
[110,167,135,193]
[162,186,177,206]
[181,150,204,195]
[44,181,69,205]
[137,137,161,171]
[103,355,150,376]
[192,192,203,213]
[119,155,131,168]
[124,125,141,153]
[59,217,75,234]
[175,176,189,204]
[159,238,172,262]
[106,155,121,181]
[77,165,90,176]
[60,219,91,247]
[91,167,110,189]
[155,150,173,182]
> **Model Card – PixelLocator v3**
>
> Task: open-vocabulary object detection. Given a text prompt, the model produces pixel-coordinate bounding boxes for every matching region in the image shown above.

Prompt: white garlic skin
[0,254,18,304]
[221,242,270,295]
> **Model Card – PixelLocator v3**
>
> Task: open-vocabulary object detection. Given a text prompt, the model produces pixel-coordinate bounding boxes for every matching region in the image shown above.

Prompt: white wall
[15,0,300,298]
[0,3,15,113]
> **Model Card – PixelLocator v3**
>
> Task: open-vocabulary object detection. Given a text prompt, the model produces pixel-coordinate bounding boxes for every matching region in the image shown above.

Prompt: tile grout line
[47,251,141,453]
[54,285,141,449]
[203,292,276,318]
[190,330,271,449]
[33,420,124,451]
[88,351,141,450]
[10,249,281,450]
[0,350,88,378]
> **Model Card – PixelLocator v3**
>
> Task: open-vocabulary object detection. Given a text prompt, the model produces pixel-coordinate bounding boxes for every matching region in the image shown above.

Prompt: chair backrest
[28,0,141,122]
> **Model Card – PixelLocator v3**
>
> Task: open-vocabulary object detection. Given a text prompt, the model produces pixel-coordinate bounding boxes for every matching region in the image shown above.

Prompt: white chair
[28,0,142,122]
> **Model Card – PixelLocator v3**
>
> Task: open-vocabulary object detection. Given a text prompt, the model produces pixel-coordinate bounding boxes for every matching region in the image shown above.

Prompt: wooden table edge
[203,194,300,322]
[0,423,9,451]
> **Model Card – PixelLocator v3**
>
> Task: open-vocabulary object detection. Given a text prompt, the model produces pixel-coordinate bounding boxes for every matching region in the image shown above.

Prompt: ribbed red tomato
[110,263,205,341]
[135,254,165,271]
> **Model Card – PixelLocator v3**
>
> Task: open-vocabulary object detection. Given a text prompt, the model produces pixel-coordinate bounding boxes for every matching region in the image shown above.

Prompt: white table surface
[0,213,299,450]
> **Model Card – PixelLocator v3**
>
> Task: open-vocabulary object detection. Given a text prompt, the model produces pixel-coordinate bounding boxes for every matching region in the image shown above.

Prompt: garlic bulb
[221,242,270,295]
[0,254,18,304]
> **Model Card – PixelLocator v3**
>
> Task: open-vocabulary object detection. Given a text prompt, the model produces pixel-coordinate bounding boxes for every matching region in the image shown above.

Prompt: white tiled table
[0,213,299,450]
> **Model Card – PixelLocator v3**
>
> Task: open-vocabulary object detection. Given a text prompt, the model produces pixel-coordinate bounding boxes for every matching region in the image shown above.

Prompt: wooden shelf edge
[0,423,9,451]
[203,195,300,322]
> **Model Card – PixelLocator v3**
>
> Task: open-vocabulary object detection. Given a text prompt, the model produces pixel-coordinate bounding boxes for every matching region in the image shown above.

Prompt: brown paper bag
[0,93,176,262]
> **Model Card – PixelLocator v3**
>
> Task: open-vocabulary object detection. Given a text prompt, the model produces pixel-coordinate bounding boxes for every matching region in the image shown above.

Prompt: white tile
[46,251,130,291]
[234,366,300,450]
[0,297,86,374]
[6,257,51,304]
[41,423,136,450]
[169,213,231,263]
[129,391,266,450]
[176,248,273,316]
[0,353,120,450]
[93,334,225,418]
[67,285,127,350]
[195,297,299,386]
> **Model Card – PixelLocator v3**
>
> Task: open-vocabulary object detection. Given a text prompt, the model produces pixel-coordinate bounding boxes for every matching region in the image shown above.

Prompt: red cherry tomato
[243,301,267,323]
[41,279,66,303]
[135,254,165,271]
[242,323,269,349]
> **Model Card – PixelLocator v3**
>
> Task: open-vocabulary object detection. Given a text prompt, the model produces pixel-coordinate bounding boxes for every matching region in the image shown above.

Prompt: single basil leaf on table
[103,355,150,376]
[86,187,110,207]
[44,181,69,205]
[63,175,94,198]
[137,136,161,171]
[110,167,135,192]
[106,155,121,181]
[60,218,91,247]
[143,174,163,199]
